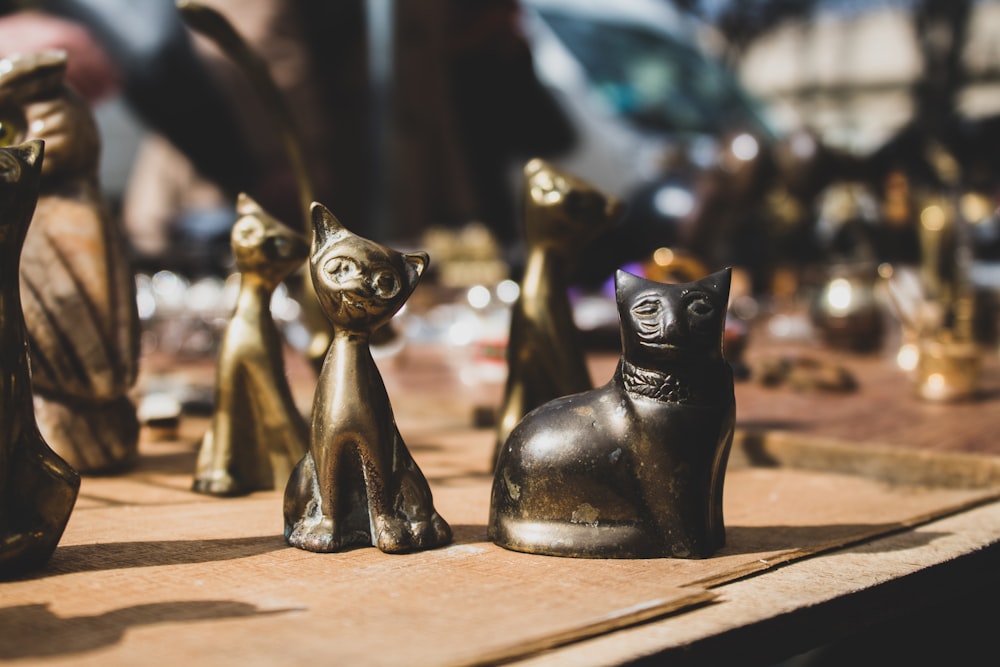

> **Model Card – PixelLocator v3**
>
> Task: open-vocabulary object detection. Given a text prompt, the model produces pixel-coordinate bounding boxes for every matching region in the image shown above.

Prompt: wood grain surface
[4,336,1000,666]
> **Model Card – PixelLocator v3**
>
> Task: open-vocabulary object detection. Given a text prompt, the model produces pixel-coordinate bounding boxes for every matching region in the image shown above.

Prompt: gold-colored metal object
[0,141,80,578]
[0,52,140,473]
[490,268,735,559]
[177,0,332,370]
[883,194,981,402]
[809,264,885,353]
[494,159,624,465]
[193,194,310,495]
[913,339,980,402]
[283,203,451,553]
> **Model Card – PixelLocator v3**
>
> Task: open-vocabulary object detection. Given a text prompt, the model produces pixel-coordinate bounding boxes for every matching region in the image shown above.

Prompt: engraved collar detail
[621,360,714,404]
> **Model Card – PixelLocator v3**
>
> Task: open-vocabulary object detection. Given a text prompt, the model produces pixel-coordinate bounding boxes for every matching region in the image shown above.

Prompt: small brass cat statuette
[193,194,310,496]
[494,158,624,465]
[0,52,140,473]
[490,268,735,559]
[1,141,80,578]
[284,203,451,553]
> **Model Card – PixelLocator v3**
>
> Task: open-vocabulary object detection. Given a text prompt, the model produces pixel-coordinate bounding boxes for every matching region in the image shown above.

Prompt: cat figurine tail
[490,267,735,559]
[0,140,80,579]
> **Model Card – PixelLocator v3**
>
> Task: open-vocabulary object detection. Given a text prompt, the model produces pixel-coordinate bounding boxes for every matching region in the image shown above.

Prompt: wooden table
[3,331,1000,666]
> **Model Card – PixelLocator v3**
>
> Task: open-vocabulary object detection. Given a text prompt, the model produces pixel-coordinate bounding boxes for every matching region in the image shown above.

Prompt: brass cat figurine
[0,52,140,473]
[494,158,624,465]
[284,203,451,553]
[0,140,80,578]
[490,268,735,559]
[193,194,309,496]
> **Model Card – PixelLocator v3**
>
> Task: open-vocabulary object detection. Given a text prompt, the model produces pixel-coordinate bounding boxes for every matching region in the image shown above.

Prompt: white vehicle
[520,0,774,200]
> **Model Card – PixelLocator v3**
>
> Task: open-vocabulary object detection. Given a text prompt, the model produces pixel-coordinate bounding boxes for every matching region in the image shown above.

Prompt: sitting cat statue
[490,268,735,559]
[193,194,310,496]
[0,51,140,473]
[0,140,80,578]
[494,158,624,466]
[284,203,451,553]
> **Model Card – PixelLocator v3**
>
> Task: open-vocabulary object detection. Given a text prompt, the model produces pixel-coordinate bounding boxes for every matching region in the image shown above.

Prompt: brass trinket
[284,204,451,553]
[490,268,735,559]
[193,195,310,495]
[884,196,981,402]
[0,141,80,578]
[0,52,140,473]
[494,159,624,465]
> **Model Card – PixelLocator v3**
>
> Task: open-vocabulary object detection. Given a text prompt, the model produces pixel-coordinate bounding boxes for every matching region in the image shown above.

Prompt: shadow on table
[33,535,287,576]
[0,600,296,660]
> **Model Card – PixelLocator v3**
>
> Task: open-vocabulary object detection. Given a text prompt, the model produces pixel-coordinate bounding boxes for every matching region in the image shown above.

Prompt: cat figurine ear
[490,267,736,559]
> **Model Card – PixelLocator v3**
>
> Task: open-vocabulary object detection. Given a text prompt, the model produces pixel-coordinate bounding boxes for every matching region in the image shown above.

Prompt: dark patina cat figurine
[0,140,80,578]
[0,51,140,474]
[284,203,451,553]
[193,194,310,496]
[494,158,624,466]
[490,268,735,559]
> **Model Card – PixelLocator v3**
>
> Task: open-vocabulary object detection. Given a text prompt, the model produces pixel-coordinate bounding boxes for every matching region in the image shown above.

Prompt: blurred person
[0,8,119,104]
[2,0,259,200]
[126,0,575,259]
[3,0,574,267]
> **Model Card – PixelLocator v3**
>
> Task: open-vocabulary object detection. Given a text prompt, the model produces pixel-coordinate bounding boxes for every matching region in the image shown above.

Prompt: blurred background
[5,0,1000,358]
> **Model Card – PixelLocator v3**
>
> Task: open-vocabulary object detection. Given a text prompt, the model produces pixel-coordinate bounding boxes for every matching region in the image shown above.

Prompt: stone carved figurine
[284,203,451,553]
[193,194,310,496]
[0,52,140,473]
[490,268,735,559]
[0,140,80,578]
[494,158,624,465]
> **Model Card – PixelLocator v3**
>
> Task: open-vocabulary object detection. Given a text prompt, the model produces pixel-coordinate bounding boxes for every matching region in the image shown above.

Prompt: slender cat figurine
[0,51,140,473]
[494,158,624,466]
[283,203,451,553]
[193,194,310,496]
[490,268,735,559]
[0,140,80,578]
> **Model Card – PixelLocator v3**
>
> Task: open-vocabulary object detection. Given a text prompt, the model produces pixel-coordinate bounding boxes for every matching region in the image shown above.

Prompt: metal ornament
[1,141,80,578]
[810,264,885,353]
[490,268,735,559]
[494,158,624,466]
[284,203,451,553]
[193,194,310,495]
[0,51,141,473]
